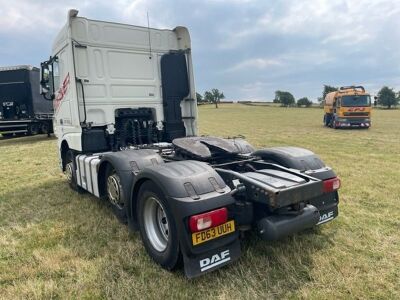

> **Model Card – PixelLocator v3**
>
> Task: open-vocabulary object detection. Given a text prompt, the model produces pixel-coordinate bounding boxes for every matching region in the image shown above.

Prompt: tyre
[40,122,50,135]
[332,117,337,129]
[137,181,181,270]
[65,150,83,192]
[27,123,39,135]
[323,114,331,127]
[105,165,127,223]
[1,133,14,138]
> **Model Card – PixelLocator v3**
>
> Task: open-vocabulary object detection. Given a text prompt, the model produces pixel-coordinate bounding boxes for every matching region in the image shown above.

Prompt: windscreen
[341,95,371,107]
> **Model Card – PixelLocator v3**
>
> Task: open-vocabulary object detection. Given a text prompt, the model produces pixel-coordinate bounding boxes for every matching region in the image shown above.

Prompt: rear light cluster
[323,177,341,193]
[189,207,227,233]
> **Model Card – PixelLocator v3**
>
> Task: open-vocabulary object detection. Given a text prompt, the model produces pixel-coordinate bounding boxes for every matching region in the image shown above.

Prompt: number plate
[192,220,235,246]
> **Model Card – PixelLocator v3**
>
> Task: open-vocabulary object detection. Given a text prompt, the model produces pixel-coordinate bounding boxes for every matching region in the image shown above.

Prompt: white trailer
[40,10,341,278]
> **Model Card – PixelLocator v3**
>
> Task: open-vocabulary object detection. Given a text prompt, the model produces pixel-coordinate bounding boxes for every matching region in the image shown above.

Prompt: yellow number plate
[192,220,235,246]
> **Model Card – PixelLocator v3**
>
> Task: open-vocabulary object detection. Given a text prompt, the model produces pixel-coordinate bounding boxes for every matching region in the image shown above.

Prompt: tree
[322,85,338,101]
[204,88,225,108]
[196,92,203,103]
[274,90,295,107]
[377,86,398,109]
[204,91,213,104]
[273,90,283,103]
[297,97,312,107]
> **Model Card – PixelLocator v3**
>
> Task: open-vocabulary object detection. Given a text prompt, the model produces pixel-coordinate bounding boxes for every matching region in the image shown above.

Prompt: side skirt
[75,154,101,197]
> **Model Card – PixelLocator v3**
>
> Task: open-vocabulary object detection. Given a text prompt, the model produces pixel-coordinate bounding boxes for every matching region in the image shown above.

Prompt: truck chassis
[0,116,53,137]
[64,136,340,278]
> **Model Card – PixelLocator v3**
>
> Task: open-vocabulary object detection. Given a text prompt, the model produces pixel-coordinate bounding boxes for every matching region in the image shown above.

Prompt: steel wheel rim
[65,162,73,182]
[143,196,169,252]
[107,173,122,208]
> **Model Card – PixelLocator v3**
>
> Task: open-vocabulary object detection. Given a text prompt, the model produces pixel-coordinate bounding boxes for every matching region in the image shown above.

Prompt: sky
[0,0,399,101]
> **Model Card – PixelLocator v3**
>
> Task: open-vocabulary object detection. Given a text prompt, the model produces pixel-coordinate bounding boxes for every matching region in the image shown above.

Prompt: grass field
[1,104,399,299]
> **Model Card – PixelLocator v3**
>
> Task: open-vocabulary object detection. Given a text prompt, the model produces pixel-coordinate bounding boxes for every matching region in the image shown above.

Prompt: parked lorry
[40,10,341,278]
[323,86,372,129]
[0,65,53,137]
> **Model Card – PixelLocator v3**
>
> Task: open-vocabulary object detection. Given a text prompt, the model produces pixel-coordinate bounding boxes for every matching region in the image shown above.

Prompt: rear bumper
[257,204,320,241]
[256,191,339,241]
[167,174,339,277]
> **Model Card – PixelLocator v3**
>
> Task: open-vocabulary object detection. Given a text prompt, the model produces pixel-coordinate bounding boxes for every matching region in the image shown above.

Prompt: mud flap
[183,239,241,278]
[317,204,339,225]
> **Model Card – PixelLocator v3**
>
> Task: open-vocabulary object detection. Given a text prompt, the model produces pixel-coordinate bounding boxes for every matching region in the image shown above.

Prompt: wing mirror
[40,57,57,100]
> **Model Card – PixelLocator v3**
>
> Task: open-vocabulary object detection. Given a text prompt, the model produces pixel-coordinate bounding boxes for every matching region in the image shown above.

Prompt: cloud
[0,1,86,34]
[0,0,399,100]
[226,58,282,72]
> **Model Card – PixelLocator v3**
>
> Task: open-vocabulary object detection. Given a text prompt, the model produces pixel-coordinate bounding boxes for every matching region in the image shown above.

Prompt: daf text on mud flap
[200,250,230,272]
[317,211,334,225]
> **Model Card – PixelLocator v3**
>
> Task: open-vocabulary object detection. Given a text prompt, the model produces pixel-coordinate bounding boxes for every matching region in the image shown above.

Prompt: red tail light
[323,177,341,193]
[189,207,228,233]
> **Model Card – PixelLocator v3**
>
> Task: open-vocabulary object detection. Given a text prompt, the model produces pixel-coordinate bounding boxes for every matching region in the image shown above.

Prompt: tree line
[273,91,312,107]
[196,85,400,109]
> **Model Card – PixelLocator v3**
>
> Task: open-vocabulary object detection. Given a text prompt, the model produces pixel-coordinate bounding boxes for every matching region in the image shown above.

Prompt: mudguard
[253,146,336,180]
[97,149,164,224]
[131,160,241,278]
[253,146,340,225]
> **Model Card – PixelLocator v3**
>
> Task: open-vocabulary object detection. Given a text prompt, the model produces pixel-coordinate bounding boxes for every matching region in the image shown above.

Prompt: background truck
[323,86,372,129]
[40,9,341,278]
[0,65,53,137]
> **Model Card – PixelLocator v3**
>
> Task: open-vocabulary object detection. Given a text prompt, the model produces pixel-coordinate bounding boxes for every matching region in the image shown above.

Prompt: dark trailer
[0,65,53,137]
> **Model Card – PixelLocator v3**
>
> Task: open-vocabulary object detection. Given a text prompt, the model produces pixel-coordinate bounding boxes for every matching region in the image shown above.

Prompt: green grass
[1,104,399,299]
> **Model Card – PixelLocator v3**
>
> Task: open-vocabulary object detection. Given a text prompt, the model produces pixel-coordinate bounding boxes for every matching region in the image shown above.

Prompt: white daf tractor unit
[40,10,341,278]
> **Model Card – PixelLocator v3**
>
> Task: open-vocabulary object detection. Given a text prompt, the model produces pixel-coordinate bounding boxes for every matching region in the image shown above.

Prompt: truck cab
[323,86,372,129]
[39,9,197,164]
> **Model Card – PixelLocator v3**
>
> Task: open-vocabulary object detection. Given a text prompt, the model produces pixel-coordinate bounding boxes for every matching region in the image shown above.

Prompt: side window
[47,64,55,94]
[53,60,60,91]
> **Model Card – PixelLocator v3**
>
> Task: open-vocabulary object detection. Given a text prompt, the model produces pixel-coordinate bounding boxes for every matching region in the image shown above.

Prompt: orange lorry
[323,86,372,129]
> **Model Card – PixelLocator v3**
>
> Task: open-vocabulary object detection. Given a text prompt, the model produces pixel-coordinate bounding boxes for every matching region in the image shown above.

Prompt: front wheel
[137,181,181,270]
[323,114,331,127]
[332,117,338,129]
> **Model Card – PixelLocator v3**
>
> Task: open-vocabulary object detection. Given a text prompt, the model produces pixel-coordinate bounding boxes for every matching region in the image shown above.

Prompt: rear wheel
[105,165,127,223]
[27,123,39,135]
[137,181,180,270]
[40,122,50,135]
